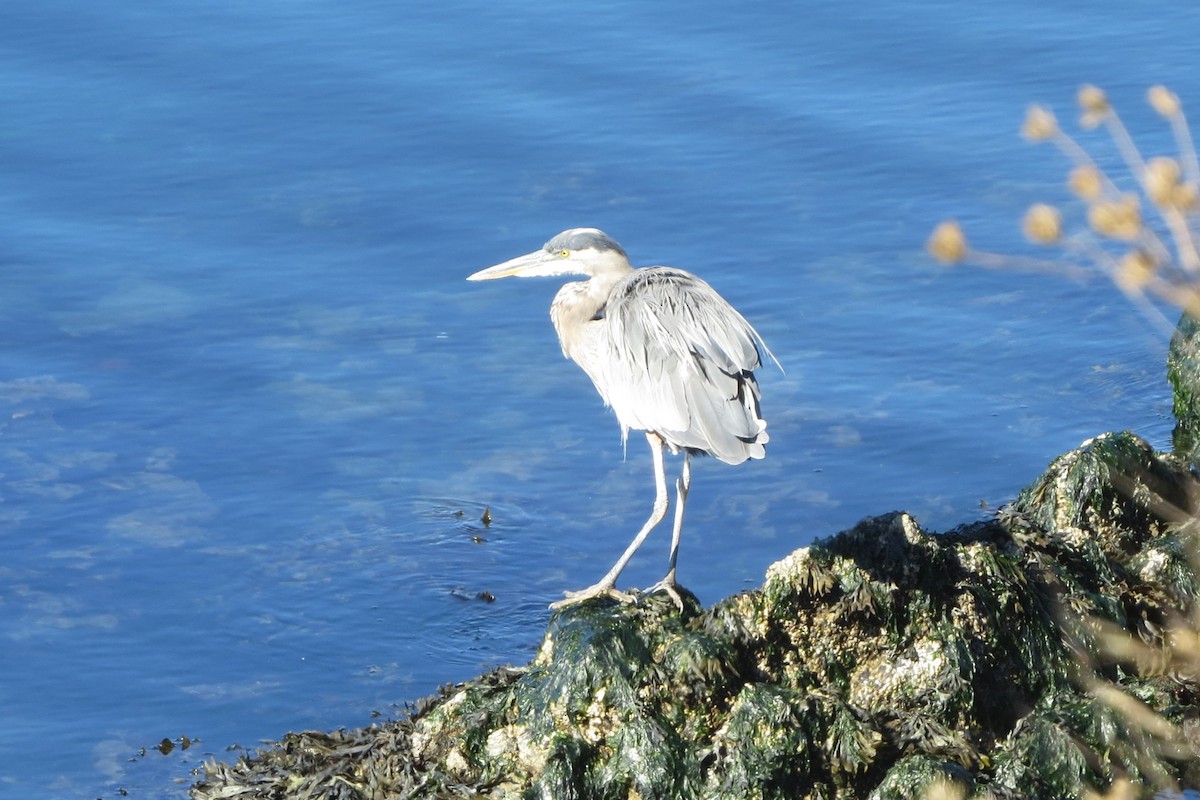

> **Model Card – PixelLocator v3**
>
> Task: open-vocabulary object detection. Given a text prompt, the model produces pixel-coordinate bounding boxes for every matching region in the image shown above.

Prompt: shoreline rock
[191,430,1200,800]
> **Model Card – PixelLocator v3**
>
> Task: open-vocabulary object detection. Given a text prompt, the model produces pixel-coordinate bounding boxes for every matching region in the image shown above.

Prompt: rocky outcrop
[1170,312,1200,465]
[192,428,1200,799]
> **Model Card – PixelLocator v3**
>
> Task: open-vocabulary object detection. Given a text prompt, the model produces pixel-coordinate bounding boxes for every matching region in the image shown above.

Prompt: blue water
[3,1,1198,796]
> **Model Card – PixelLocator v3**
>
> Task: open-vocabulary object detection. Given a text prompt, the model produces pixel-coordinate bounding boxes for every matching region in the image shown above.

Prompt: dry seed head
[1068,164,1104,200]
[1145,157,1182,206]
[1148,85,1182,118]
[1171,182,1199,211]
[927,220,967,264]
[1022,203,1062,244]
[1078,84,1110,114]
[1021,105,1059,141]
[1115,250,1156,293]
[1078,84,1110,113]
[1088,194,1142,241]
[1078,84,1110,129]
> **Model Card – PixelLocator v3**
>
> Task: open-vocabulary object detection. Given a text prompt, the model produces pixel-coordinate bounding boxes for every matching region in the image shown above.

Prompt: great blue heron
[468,228,775,608]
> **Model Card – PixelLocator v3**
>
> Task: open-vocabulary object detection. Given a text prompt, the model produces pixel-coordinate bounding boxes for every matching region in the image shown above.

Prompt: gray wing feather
[600,268,769,464]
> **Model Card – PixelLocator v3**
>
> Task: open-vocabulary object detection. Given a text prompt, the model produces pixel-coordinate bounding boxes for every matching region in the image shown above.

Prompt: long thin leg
[665,453,691,581]
[650,453,690,609]
[550,432,670,608]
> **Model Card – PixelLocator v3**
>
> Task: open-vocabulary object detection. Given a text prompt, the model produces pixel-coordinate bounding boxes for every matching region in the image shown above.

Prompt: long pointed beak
[467,250,555,281]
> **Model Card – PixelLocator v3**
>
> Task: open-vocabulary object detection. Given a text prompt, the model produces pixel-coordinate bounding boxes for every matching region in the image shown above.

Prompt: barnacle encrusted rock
[192,431,1200,799]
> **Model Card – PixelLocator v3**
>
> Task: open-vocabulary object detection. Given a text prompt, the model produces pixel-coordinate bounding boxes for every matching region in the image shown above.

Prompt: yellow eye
[558,249,570,258]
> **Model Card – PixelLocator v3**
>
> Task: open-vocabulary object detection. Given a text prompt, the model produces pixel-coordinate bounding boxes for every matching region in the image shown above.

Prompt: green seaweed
[192,429,1200,800]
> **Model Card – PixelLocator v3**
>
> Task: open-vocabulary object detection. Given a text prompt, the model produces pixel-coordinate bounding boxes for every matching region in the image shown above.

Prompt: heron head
[467,228,631,281]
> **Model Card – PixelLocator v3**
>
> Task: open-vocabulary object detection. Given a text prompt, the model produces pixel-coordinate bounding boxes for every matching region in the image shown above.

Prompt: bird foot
[549,583,635,609]
[645,576,685,611]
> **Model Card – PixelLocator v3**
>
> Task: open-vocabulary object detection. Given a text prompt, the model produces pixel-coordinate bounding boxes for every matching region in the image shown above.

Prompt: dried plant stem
[1140,227,1177,274]
[930,85,1200,337]
[1053,132,1125,199]
[1102,111,1200,273]
[1151,280,1200,319]
[1169,111,1200,187]
[1162,206,1200,272]
[1104,113,1149,188]
[1087,680,1182,746]
[1086,246,1177,334]
[966,248,1091,279]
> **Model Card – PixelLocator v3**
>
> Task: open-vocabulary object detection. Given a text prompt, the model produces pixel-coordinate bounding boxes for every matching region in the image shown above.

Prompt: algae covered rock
[1169,311,1200,464]
[192,431,1200,800]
